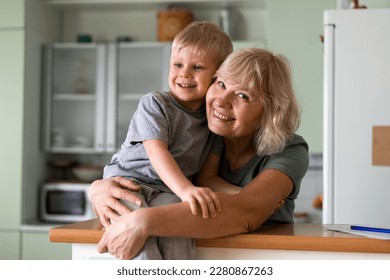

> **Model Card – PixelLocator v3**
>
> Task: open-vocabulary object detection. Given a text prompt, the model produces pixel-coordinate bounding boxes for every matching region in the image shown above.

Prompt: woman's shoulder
[286,134,308,149]
[273,134,309,168]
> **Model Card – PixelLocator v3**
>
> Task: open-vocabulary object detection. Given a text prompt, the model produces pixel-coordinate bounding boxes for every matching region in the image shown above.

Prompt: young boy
[103,21,233,259]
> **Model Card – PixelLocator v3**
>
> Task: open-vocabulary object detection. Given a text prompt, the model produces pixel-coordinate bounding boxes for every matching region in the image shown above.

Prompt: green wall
[266,0,335,153]
[267,0,390,153]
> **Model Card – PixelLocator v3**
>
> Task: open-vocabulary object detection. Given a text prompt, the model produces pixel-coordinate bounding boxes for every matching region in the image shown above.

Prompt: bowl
[72,166,103,182]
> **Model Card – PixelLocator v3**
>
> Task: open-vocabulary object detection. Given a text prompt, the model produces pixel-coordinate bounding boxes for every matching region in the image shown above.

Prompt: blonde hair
[217,48,301,155]
[172,21,233,67]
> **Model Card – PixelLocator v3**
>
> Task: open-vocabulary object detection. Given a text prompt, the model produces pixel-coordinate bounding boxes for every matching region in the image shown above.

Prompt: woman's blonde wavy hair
[217,48,301,155]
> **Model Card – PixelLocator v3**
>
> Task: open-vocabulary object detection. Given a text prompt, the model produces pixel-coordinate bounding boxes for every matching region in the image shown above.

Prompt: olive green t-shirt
[218,134,309,224]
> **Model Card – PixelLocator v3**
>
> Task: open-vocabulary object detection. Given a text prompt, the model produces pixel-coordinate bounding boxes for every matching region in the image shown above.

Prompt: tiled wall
[294,153,323,224]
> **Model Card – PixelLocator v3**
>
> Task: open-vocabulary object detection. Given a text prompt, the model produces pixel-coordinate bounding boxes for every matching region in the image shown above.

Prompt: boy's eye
[174,63,183,68]
[194,65,204,70]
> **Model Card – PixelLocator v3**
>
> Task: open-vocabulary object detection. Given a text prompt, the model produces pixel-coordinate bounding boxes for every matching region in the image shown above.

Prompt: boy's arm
[197,153,242,194]
[143,139,221,218]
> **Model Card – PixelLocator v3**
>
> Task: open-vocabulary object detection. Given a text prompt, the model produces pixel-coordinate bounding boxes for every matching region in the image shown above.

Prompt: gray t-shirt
[218,134,309,224]
[104,91,223,191]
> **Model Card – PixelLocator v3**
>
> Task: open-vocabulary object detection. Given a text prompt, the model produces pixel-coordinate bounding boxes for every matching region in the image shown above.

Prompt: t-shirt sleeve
[210,134,224,156]
[264,136,309,199]
[127,94,169,144]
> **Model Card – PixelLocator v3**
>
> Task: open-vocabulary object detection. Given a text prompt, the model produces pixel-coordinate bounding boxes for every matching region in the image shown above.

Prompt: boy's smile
[169,46,218,111]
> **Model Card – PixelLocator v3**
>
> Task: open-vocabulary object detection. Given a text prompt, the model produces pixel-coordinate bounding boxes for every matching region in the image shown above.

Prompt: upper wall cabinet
[42,0,263,7]
[42,0,266,43]
[43,42,170,154]
[107,42,171,149]
[43,43,107,153]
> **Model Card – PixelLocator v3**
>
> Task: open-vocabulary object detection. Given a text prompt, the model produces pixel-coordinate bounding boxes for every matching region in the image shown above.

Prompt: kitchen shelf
[43,0,265,9]
[119,93,145,100]
[53,93,96,100]
[50,146,98,154]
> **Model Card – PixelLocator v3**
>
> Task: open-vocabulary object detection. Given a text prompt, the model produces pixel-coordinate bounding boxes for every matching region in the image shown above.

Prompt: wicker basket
[157,9,193,41]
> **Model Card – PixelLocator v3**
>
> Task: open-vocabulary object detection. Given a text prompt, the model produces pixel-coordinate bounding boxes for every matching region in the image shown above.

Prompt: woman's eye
[218,81,226,89]
[237,93,250,101]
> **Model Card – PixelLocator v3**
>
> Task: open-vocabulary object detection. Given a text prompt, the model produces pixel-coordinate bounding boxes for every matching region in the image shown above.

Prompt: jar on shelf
[74,59,89,94]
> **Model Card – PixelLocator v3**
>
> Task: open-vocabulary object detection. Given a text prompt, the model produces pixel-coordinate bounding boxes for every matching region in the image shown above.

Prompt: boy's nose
[179,67,191,78]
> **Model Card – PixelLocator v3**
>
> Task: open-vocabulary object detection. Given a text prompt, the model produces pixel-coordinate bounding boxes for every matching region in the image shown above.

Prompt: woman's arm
[197,153,242,194]
[97,169,293,259]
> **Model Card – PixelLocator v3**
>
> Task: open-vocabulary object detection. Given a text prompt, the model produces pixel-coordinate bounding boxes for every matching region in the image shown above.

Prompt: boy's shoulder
[138,91,177,111]
[142,91,170,102]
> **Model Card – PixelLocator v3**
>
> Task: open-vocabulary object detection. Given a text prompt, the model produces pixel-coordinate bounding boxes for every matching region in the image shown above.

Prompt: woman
[89,48,309,259]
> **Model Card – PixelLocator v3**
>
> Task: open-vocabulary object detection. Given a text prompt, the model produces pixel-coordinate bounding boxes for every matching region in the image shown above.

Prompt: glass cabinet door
[106,42,171,152]
[43,43,107,153]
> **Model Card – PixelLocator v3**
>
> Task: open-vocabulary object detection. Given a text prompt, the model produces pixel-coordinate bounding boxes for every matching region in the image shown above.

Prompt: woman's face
[206,74,264,140]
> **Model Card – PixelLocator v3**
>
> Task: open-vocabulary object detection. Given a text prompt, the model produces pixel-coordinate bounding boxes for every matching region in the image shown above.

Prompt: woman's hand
[88,177,142,228]
[97,210,148,260]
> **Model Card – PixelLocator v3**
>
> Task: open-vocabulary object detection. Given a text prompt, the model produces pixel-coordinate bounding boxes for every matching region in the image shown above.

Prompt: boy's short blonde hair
[217,48,301,155]
[172,21,233,67]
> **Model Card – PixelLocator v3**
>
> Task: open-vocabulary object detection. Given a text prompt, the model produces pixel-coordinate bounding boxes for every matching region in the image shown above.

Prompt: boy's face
[169,46,218,111]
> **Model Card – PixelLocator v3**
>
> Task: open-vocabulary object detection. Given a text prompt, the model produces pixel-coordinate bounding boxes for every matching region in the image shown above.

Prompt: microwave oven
[39,183,95,223]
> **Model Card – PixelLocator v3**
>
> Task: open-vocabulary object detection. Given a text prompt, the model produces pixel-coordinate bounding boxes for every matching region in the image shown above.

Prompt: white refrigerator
[323,9,390,227]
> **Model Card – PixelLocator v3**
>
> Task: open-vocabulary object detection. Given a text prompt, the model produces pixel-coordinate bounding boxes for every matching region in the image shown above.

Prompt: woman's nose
[214,91,232,108]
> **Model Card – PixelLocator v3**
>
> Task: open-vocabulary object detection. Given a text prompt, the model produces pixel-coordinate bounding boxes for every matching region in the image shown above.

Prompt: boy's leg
[132,236,163,260]
[120,184,163,260]
[119,190,147,211]
[149,192,196,260]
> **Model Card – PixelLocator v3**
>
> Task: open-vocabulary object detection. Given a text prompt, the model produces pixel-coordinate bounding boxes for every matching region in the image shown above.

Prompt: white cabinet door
[43,43,107,153]
[43,42,171,154]
[107,42,171,151]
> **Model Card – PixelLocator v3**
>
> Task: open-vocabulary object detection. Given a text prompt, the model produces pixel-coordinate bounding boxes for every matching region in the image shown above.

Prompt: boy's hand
[178,186,222,219]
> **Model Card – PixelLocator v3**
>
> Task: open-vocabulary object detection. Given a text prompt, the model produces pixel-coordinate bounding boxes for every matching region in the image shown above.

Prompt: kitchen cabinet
[0,0,23,27]
[0,232,20,260]
[46,0,265,44]
[0,0,25,260]
[0,0,63,260]
[0,29,24,231]
[108,42,171,148]
[21,231,71,260]
[43,43,108,153]
[0,0,24,244]
[43,42,170,154]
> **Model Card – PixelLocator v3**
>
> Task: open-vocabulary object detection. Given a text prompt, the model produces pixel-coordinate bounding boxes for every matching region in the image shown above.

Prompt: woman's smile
[213,109,234,121]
